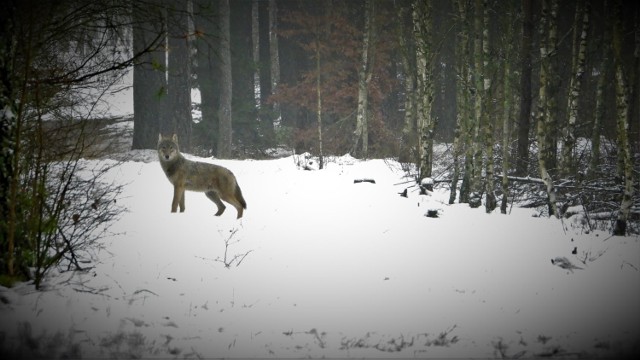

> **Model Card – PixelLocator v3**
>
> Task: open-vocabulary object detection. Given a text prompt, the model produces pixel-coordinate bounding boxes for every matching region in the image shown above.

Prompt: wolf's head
[157,134,180,162]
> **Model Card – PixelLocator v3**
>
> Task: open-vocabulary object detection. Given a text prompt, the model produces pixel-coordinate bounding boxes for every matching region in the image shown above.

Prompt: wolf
[157,134,247,218]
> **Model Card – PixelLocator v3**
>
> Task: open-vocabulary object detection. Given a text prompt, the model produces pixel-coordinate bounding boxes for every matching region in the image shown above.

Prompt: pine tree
[398,1,417,164]
[218,0,233,158]
[193,0,220,154]
[589,8,611,177]
[167,0,192,151]
[515,0,533,176]
[132,1,165,149]
[612,0,635,235]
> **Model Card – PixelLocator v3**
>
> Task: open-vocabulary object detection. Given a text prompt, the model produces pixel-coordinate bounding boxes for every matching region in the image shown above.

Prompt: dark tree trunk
[515,0,533,176]
[0,3,17,276]
[132,2,165,150]
[218,0,233,158]
[167,0,192,152]
[194,0,220,155]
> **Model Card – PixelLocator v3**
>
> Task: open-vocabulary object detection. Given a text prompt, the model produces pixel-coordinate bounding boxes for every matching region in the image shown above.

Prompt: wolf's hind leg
[205,191,226,216]
[220,193,244,219]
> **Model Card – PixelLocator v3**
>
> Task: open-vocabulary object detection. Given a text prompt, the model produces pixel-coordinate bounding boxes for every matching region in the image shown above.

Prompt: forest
[133,0,640,234]
[1,0,640,286]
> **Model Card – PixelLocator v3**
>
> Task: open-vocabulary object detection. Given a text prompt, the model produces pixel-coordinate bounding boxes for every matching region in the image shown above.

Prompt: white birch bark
[413,0,435,180]
[561,0,590,176]
[481,0,496,213]
[450,0,469,205]
[536,0,560,218]
[468,0,484,208]
[352,0,374,158]
[252,0,261,120]
[500,3,515,214]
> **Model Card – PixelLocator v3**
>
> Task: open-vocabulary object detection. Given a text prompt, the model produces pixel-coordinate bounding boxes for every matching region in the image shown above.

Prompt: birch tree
[481,0,496,213]
[544,0,559,172]
[468,0,485,208]
[351,0,375,158]
[612,0,634,235]
[413,0,435,181]
[217,0,233,158]
[536,0,560,218]
[560,0,590,177]
[252,0,262,123]
[451,0,471,204]
[500,3,516,214]
[269,0,282,130]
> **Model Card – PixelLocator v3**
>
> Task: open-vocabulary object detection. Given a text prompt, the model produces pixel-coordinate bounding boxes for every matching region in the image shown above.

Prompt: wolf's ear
[172,134,178,142]
[158,133,163,142]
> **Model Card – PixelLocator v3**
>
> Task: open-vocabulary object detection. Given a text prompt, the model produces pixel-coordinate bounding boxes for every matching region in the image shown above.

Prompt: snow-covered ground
[1,151,639,358]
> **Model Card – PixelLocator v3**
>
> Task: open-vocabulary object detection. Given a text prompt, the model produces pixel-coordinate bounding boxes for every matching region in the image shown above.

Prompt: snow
[1,152,639,358]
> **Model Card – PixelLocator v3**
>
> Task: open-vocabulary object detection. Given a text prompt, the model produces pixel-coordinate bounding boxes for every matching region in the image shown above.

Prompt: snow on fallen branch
[425,174,624,193]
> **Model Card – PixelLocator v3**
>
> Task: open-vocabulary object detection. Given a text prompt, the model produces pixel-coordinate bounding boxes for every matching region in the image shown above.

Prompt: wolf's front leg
[179,189,185,212]
[172,185,185,212]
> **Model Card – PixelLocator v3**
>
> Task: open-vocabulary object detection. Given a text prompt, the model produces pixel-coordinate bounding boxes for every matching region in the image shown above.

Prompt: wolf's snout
[164,155,170,160]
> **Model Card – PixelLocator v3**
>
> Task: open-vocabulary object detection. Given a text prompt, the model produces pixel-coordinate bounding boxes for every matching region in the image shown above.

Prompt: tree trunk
[481,0,496,213]
[612,0,634,236]
[252,0,262,125]
[468,0,484,208]
[560,0,590,177]
[414,0,435,181]
[515,0,533,176]
[544,0,559,172]
[269,0,282,131]
[217,0,233,158]
[0,4,17,276]
[632,8,640,153]
[589,52,607,177]
[194,0,219,154]
[450,0,470,205]
[500,3,515,214]
[132,2,165,149]
[167,0,192,152]
[398,3,416,164]
[351,0,375,158]
[316,35,324,170]
[536,0,560,218]
[458,1,474,204]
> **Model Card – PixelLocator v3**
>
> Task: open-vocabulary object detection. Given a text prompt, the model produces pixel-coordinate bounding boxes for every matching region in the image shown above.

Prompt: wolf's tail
[235,184,247,209]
